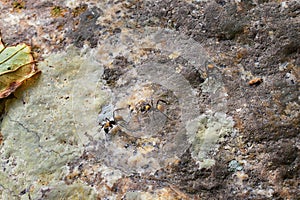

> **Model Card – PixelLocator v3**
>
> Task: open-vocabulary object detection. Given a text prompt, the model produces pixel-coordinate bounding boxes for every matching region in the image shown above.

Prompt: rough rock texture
[0,0,299,199]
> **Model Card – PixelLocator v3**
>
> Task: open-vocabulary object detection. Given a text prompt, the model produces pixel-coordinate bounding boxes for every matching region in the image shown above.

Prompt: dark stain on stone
[67,6,103,48]
[267,140,298,168]
[174,56,206,89]
[102,56,133,87]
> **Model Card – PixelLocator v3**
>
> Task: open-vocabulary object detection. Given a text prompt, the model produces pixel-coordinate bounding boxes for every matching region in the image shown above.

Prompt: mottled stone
[0,0,299,199]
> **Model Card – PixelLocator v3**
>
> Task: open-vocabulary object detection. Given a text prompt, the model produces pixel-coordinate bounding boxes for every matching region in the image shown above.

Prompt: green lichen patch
[186,112,235,168]
[0,45,106,199]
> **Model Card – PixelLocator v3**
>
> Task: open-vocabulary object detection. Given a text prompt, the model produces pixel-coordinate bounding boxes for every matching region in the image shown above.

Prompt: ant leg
[156,99,169,105]
[113,108,127,121]
[156,99,172,120]
[113,107,133,129]
[127,105,143,132]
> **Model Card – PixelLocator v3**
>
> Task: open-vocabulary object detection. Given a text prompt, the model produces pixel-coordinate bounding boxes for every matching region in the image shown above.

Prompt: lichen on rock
[0,45,105,199]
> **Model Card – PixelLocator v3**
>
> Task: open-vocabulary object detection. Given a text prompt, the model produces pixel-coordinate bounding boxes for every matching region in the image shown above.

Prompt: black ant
[100,108,127,134]
[100,118,117,134]
[101,99,171,134]
[129,99,169,116]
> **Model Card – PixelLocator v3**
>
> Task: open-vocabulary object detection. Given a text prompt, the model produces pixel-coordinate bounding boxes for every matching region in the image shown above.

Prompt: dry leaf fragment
[248,77,263,86]
[0,38,40,98]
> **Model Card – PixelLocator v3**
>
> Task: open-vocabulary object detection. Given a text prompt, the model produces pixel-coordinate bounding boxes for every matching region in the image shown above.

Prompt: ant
[129,99,169,116]
[100,118,117,134]
[100,99,170,134]
[100,108,125,134]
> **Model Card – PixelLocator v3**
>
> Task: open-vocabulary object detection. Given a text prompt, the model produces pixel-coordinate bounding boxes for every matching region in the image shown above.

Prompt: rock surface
[0,0,299,199]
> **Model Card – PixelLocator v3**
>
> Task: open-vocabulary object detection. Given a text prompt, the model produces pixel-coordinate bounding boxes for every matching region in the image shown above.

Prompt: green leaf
[0,38,40,98]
